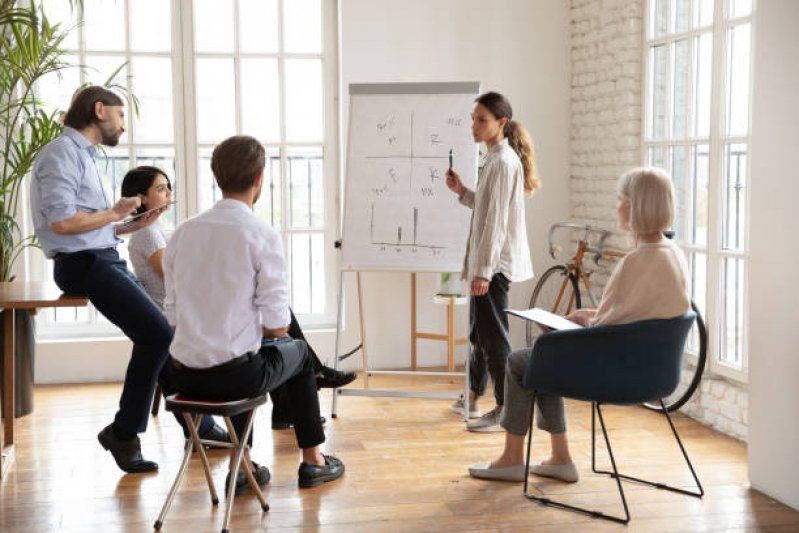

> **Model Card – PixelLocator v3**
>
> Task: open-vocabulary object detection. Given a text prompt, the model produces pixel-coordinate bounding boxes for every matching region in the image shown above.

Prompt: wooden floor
[1,374,798,532]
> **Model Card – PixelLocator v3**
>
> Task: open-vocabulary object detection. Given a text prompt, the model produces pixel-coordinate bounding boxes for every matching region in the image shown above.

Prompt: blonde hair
[475,91,541,195]
[617,167,675,235]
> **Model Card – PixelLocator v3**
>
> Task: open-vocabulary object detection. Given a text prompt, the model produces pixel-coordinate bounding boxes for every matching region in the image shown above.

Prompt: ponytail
[505,120,540,195]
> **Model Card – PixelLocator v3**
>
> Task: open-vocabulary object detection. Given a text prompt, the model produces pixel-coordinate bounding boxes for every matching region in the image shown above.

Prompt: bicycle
[526,222,707,413]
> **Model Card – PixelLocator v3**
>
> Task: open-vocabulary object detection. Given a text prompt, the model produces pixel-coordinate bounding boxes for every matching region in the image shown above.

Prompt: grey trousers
[499,348,567,436]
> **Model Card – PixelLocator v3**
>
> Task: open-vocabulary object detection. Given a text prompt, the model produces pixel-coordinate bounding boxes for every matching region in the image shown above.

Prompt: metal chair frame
[154,394,269,533]
[523,396,704,524]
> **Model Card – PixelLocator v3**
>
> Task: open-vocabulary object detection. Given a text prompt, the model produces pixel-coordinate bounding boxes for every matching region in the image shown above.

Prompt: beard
[99,121,123,147]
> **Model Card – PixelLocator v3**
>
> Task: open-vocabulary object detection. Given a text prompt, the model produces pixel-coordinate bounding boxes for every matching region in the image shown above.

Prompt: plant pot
[0,309,36,418]
[438,273,463,296]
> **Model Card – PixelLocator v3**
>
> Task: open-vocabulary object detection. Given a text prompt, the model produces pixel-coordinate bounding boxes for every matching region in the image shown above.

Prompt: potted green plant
[438,272,462,296]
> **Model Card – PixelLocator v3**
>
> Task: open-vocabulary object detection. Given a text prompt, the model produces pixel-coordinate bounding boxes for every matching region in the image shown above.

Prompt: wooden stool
[411,294,468,372]
[154,393,269,533]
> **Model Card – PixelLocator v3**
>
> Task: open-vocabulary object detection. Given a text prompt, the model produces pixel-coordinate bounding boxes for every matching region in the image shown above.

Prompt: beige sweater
[590,238,690,327]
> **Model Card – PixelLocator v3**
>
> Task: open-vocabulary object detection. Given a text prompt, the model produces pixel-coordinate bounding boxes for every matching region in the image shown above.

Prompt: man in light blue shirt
[30,86,227,473]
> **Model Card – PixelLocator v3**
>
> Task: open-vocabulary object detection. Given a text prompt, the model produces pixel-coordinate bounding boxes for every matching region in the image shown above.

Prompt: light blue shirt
[30,127,120,258]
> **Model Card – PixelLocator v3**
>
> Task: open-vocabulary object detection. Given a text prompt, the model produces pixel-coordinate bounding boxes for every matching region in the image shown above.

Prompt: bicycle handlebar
[547,222,611,260]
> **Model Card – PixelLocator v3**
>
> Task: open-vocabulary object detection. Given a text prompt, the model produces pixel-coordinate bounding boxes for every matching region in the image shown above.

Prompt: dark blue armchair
[522,311,703,524]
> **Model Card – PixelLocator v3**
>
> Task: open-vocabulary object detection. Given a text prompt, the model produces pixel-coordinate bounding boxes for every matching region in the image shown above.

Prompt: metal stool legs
[523,395,704,524]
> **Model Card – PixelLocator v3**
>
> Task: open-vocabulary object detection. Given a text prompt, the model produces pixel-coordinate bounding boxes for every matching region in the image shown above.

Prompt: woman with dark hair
[121,166,173,309]
[446,91,540,432]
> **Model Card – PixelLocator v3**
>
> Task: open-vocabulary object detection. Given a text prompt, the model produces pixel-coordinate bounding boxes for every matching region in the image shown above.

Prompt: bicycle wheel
[526,265,581,347]
[642,300,708,412]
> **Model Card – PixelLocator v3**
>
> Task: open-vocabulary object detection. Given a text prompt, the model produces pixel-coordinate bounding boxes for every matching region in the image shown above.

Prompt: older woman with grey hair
[469,167,691,482]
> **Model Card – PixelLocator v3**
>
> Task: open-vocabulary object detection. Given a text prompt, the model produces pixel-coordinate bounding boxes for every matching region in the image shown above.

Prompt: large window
[643,0,754,380]
[33,0,339,336]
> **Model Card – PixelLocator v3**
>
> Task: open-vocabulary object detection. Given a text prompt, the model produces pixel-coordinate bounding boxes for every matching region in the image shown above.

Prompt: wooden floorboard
[1,374,797,532]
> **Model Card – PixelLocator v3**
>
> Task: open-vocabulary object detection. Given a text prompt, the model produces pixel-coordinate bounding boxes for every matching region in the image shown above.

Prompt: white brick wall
[569,0,748,441]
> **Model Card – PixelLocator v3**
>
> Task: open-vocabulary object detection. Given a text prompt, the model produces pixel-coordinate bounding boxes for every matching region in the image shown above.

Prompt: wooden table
[0,282,88,481]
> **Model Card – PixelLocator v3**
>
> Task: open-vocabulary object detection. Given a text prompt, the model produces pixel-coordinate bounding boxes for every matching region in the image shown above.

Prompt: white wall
[747,0,799,511]
[334,0,571,370]
[35,0,572,380]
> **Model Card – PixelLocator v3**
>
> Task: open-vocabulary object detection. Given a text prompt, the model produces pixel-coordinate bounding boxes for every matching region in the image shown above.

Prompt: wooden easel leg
[356,272,369,389]
[332,270,346,418]
[1,309,15,480]
[411,273,417,371]
[447,297,455,373]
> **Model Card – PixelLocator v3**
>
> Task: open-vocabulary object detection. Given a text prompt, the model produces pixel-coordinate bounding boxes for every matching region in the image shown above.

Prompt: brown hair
[211,135,266,193]
[475,91,541,195]
[63,86,124,130]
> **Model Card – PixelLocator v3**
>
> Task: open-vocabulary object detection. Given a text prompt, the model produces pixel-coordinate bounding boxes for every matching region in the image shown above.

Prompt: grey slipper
[468,462,527,482]
[529,462,579,483]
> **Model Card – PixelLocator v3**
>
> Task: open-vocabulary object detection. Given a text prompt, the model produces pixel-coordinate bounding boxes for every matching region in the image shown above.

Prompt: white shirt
[590,238,690,327]
[164,198,290,368]
[459,138,533,283]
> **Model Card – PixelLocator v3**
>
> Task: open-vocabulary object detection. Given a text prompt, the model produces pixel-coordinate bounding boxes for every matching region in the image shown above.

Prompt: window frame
[642,0,755,383]
[33,0,341,338]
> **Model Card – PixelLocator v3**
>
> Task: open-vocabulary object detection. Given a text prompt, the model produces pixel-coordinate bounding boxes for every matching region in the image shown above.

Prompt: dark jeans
[52,248,212,435]
[468,273,512,406]
[270,309,323,424]
[172,338,325,449]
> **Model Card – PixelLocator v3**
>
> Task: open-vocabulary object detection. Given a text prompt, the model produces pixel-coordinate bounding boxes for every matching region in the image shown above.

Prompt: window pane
[83,0,126,51]
[96,148,130,205]
[135,148,177,231]
[240,58,280,143]
[695,0,714,27]
[672,39,690,138]
[130,0,172,52]
[674,0,691,33]
[196,58,236,144]
[36,56,80,116]
[285,59,323,142]
[284,0,322,53]
[725,23,751,136]
[648,146,666,168]
[288,147,324,229]
[131,57,174,143]
[693,33,713,137]
[722,143,747,251]
[194,0,233,53]
[42,0,79,50]
[649,0,668,39]
[253,149,282,229]
[670,146,688,241]
[691,144,709,247]
[197,148,217,213]
[240,0,278,53]
[289,233,326,314]
[720,257,745,368]
[687,252,707,355]
[648,45,668,139]
[727,0,752,19]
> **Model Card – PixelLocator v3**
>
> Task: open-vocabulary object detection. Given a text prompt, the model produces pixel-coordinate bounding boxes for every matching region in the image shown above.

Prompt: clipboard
[506,307,583,331]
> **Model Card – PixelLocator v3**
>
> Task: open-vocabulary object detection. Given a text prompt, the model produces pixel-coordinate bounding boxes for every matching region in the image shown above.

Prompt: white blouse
[459,138,533,283]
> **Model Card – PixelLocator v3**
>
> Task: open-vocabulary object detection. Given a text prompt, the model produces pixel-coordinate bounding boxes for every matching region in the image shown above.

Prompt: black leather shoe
[316,367,357,389]
[97,424,158,473]
[298,454,345,488]
[225,462,271,496]
[272,416,327,430]
[198,423,231,450]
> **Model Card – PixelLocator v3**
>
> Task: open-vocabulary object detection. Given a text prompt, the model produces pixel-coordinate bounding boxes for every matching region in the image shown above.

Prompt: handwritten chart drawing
[342,82,479,272]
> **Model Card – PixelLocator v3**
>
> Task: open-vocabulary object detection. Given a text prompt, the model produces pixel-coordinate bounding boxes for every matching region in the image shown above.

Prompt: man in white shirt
[164,135,344,492]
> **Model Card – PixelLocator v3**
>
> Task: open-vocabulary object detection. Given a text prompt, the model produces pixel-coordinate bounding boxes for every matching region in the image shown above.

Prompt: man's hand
[110,197,141,222]
[114,204,169,235]
[471,276,490,296]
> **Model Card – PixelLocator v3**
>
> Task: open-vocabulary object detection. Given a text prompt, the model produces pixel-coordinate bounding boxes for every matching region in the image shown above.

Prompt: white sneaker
[451,395,479,418]
[466,406,503,432]
[529,462,579,483]
[468,462,527,482]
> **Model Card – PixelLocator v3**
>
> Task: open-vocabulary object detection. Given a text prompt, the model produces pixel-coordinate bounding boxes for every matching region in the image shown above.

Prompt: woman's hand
[564,308,596,327]
[446,169,466,196]
[471,276,489,296]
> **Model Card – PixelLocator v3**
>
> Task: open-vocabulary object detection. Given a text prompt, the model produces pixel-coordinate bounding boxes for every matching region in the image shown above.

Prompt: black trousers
[53,248,212,435]
[269,310,323,424]
[172,338,325,449]
[468,273,512,406]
